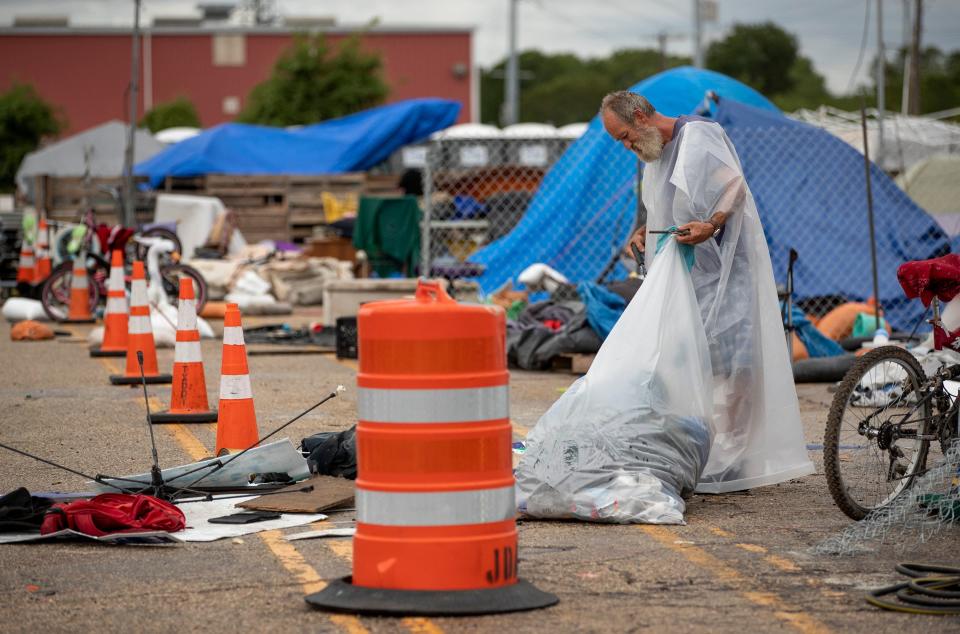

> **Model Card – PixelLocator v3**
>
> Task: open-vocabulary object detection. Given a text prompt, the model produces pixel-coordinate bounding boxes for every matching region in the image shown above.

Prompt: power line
[846,0,872,94]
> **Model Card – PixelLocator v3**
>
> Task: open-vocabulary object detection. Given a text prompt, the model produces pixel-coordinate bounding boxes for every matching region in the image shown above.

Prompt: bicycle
[40,212,204,321]
[824,259,960,520]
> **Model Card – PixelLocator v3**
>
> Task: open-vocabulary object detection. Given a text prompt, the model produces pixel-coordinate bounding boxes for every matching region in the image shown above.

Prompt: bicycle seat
[898,254,960,306]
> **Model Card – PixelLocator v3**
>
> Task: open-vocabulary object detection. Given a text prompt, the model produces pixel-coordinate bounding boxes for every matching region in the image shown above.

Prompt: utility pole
[692,0,703,68]
[503,0,519,126]
[650,31,685,71]
[875,0,885,170]
[901,0,911,115]
[908,0,923,115]
[122,0,142,227]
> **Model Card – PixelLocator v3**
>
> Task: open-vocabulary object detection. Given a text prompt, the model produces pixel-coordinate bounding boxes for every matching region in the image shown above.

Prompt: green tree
[0,83,62,192]
[771,56,832,112]
[239,33,388,126]
[480,48,689,125]
[140,96,201,133]
[706,22,799,96]
[873,46,960,116]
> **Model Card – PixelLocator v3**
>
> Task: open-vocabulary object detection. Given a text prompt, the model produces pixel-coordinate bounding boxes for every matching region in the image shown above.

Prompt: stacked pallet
[287,174,365,242]
[162,172,403,244]
[37,175,153,225]
[204,174,289,244]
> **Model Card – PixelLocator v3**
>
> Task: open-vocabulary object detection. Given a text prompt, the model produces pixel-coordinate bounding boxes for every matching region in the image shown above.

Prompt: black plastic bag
[302,426,357,479]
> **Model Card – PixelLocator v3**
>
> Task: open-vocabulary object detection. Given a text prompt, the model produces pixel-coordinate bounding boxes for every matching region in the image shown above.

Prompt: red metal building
[0,25,475,136]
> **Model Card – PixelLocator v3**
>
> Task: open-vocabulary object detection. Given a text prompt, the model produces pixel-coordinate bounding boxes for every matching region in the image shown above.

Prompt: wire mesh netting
[812,440,960,556]
[419,107,947,333]
[421,130,644,293]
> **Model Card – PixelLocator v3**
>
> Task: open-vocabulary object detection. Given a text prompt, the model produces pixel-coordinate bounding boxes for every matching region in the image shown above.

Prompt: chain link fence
[421,128,643,293]
[418,115,945,332]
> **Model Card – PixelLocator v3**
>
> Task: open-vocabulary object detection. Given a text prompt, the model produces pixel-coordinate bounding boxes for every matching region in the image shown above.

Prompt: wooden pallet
[551,353,595,374]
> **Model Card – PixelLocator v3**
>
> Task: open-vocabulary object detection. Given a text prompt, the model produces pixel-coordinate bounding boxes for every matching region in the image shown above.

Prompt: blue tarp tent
[713,97,947,329]
[136,98,460,187]
[468,67,778,295]
[469,66,947,329]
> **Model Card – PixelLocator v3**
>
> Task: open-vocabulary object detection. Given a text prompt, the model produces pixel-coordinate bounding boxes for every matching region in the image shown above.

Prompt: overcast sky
[2,0,959,95]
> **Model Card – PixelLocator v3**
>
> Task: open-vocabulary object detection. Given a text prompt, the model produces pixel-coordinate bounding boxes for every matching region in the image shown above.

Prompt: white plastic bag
[515,239,714,524]
[2,298,50,322]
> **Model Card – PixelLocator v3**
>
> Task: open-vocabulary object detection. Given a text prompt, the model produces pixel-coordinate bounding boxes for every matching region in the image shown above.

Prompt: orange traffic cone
[110,260,172,385]
[15,242,34,285]
[214,303,259,455]
[62,253,95,324]
[90,250,128,357]
[32,219,51,284]
[152,278,217,423]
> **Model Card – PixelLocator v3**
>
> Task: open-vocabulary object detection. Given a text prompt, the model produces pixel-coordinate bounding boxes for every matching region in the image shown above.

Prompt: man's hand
[675,221,715,245]
[624,225,646,257]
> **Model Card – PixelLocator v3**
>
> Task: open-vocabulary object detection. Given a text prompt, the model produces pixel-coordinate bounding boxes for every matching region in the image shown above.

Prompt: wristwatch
[708,219,722,237]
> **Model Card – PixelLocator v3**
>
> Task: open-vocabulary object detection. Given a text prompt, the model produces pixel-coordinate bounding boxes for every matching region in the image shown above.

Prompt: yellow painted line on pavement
[641,526,832,634]
[164,423,210,461]
[733,542,802,573]
[735,543,767,554]
[709,527,734,538]
[94,345,433,632]
[96,356,214,461]
[97,357,121,374]
[258,530,368,634]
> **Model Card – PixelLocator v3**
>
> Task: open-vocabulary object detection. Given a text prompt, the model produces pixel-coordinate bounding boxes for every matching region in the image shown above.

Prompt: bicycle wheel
[824,345,931,520]
[159,263,208,314]
[41,260,102,321]
[135,227,183,262]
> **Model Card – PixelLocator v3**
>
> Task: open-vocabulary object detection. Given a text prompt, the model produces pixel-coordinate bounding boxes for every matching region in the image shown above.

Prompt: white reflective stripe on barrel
[108,266,124,290]
[129,315,152,335]
[21,256,34,266]
[177,299,197,331]
[130,279,147,306]
[223,326,245,346]
[175,340,202,363]
[106,296,127,314]
[356,486,516,526]
[358,385,509,423]
[219,373,252,400]
[72,274,88,289]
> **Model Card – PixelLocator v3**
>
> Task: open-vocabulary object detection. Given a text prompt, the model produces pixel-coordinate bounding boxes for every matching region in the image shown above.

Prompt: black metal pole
[860,101,882,332]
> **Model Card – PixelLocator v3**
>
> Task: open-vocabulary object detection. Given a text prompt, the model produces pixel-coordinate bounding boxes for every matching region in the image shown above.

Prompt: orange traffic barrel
[306,279,557,616]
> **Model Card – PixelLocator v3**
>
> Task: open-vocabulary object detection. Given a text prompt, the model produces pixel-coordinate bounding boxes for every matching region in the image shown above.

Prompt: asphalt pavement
[0,316,957,633]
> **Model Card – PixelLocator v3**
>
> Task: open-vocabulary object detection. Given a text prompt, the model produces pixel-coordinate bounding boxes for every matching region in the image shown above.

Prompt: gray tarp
[16,120,165,197]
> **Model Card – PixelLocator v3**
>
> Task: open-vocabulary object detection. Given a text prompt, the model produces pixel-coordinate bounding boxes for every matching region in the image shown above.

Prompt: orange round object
[816,301,879,341]
[790,332,809,362]
[353,280,516,592]
[10,320,54,341]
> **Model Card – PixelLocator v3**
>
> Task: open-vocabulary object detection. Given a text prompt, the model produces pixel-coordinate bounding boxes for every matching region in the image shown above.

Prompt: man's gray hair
[600,91,655,123]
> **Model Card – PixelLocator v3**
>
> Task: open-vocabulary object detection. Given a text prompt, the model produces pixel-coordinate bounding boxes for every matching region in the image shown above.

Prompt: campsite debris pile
[188,245,354,316]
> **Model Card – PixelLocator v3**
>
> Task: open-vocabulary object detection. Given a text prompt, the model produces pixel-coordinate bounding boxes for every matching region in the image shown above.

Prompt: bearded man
[599,90,813,492]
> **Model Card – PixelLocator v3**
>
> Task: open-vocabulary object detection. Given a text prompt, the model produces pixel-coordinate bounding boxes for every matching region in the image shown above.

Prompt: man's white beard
[631,125,664,162]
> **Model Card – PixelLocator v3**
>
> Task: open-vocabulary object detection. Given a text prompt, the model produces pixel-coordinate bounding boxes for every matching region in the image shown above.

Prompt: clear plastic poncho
[641,120,814,492]
[515,239,714,524]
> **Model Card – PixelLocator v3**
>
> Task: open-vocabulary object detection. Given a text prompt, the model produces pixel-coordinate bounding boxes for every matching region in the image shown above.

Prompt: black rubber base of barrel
[109,373,173,385]
[89,344,126,358]
[305,577,558,616]
[150,410,218,424]
[61,318,96,324]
